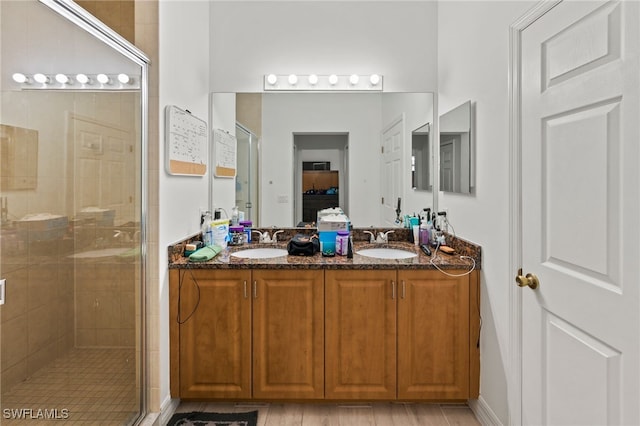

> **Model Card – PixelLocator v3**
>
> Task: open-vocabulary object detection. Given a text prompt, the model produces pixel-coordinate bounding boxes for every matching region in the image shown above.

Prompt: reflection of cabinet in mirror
[302,169,339,223]
[0,124,38,190]
[439,101,473,194]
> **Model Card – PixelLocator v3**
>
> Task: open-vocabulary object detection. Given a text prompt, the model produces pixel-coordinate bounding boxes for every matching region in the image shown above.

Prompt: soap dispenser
[201,211,212,246]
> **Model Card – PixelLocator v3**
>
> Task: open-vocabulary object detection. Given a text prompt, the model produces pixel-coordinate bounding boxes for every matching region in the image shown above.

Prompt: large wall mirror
[211,92,435,228]
[439,100,473,194]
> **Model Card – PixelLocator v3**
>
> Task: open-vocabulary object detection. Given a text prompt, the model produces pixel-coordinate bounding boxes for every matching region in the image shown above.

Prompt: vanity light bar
[10,72,139,91]
[264,74,383,91]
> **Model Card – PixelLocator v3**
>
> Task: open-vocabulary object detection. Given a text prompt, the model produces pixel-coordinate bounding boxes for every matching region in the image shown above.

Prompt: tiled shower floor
[1,348,139,425]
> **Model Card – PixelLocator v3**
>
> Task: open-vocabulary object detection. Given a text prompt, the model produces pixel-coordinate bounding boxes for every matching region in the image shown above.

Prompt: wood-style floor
[175,401,481,426]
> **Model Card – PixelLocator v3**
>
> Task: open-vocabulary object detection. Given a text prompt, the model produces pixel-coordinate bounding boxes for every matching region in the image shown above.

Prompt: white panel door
[381,116,404,226]
[440,140,455,192]
[520,1,639,424]
[68,114,135,224]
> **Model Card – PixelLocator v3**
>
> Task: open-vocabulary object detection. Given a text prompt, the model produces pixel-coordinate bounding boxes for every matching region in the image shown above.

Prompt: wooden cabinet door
[397,270,469,399]
[252,270,324,399]
[325,270,397,399]
[178,269,252,399]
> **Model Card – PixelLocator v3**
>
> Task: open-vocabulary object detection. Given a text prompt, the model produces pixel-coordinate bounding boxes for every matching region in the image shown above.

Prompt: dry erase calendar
[212,128,237,178]
[165,105,207,176]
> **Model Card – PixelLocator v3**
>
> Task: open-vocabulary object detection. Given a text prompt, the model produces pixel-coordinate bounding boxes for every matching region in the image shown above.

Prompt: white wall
[158,0,211,412]
[210,1,438,93]
[437,1,536,424]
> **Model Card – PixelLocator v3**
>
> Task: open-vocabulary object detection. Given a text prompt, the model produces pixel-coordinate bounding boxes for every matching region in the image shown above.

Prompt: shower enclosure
[0,0,147,424]
[235,123,259,224]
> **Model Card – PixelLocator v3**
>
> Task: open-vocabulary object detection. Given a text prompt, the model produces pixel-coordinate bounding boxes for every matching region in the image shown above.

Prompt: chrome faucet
[377,230,395,243]
[252,230,271,243]
[363,230,376,243]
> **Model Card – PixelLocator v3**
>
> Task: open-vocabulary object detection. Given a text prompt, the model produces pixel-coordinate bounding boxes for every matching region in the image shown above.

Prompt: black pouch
[287,233,320,256]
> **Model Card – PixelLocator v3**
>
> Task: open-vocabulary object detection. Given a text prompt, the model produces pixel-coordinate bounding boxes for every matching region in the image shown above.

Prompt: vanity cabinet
[252,270,324,399]
[325,269,478,400]
[170,269,252,399]
[325,270,398,399]
[169,269,324,400]
[397,270,471,400]
[170,267,479,401]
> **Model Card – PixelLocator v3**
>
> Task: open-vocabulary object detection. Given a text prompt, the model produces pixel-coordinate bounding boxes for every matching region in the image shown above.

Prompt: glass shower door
[235,123,259,224]
[0,1,146,424]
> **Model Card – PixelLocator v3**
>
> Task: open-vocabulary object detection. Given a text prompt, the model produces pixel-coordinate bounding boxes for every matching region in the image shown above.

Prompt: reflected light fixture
[12,73,29,84]
[266,74,278,85]
[33,73,49,84]
[117,73,130,84]
[264,74,382,91]
[55,74,70,84]
[10,72,140,91]
[96,73,110,84]
[76,73,90,84]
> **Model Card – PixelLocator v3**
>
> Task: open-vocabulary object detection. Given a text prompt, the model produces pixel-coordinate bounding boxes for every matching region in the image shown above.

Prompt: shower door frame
[37,0,150,422]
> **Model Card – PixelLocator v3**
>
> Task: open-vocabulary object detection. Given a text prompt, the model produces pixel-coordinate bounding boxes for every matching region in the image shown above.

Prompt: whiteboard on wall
[165,105,208,176]
[213,128,237,178]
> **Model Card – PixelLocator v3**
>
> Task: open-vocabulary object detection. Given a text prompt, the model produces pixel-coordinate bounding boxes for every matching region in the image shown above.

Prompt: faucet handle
[363,230,375,243]
[272,230,284,243]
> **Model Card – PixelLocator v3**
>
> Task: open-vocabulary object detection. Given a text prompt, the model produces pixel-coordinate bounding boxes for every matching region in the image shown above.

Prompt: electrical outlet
[0,279,5,305]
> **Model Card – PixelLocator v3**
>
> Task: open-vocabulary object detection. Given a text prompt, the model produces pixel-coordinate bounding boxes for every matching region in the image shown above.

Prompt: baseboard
[469,396,503,426]
[156,396,180,426]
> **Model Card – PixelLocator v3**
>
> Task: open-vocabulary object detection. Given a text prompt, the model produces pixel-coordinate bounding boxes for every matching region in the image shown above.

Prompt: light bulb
[117,73,130,84]
[34,73,49,84]
[369,74,381,86]
[308,74,319,85]
[12,73,28,84]
[266,74,277,85]
[349,74,359,85]
[328,74,338,85]
[96,73,110,84]
[76,73,89,84]
[288,74,298,85]
[55,74,70,84]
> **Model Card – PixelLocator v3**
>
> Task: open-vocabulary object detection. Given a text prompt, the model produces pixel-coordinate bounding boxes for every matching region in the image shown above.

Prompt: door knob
[515,268,539,290]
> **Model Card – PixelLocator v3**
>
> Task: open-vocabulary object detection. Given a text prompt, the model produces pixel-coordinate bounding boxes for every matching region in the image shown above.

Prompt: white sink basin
[231,248,288,259]
[356,248,417,259]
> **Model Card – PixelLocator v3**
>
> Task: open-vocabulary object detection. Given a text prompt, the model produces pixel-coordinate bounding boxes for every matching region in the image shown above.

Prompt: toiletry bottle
[231,206,239,226]
[419,221,430,245]
[201,212,212,246]
[427,220,436,246]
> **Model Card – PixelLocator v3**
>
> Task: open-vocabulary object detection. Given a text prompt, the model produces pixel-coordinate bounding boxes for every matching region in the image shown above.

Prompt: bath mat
[167,410,258,426]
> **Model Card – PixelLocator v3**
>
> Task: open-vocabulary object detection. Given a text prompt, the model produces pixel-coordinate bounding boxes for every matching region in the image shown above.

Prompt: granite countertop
[168,229,481,271]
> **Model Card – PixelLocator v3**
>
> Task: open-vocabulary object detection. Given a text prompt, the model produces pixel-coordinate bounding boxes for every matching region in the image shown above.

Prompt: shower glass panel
[0,1,145,424]
[235,123,259,225]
